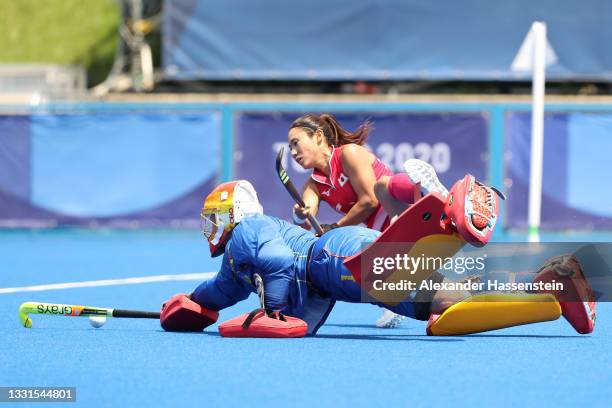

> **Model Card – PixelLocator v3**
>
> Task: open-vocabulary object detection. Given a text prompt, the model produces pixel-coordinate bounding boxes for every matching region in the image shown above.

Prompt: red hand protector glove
[160,293,219,332]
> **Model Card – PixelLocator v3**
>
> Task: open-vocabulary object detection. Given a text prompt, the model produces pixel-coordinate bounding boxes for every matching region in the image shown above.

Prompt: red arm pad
[160,293,219,332]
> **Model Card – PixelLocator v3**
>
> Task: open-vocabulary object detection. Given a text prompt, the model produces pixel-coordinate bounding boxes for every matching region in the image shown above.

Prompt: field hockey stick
[275,147,324,235]
[253,273,265,308]
[19,301,160,328]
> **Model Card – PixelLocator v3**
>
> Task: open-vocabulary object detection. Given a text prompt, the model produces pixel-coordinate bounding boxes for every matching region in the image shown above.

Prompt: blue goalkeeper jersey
[192,214,317,315]
[190,214,408,334]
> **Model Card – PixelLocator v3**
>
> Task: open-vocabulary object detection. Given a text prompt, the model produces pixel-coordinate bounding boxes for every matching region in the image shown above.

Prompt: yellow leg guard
[427,293,561,336]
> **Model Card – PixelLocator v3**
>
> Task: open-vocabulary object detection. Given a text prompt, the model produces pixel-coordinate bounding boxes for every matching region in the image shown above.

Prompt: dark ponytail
[290,113,371,146]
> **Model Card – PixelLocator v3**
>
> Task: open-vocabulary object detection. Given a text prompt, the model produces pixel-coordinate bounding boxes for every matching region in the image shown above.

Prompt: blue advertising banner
[234,112,488,223]
[0,116,30,202]
[505,112,612,230]
[164,0,612,81]
[0,112,221,227]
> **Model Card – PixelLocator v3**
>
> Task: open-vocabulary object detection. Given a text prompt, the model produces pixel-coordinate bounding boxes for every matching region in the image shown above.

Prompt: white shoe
[376,309,405,328]
[403,159,448,197]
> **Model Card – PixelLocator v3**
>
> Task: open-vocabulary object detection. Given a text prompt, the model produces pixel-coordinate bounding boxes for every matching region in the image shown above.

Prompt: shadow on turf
[51,328,584,340]
[463,334,587,339]
[315,333,462,342]
[148,328,585,340]
[154,328,456,341]
[325,323,383,329]
[195,329,461,341]
[136,330,587,340]
[323,324,586,339]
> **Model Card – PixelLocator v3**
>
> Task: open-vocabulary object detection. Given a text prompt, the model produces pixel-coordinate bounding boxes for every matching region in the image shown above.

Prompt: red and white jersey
[311,146,393,231]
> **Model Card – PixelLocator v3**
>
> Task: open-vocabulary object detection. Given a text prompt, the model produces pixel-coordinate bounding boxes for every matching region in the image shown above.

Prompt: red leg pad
[160,294,219,332]
[344,193,460,285]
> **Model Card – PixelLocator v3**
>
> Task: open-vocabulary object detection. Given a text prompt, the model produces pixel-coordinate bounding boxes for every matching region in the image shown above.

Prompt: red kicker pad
[344,193,464,286]
[533,255,597,334]
[219,309,308,338]
[160,294,219,332]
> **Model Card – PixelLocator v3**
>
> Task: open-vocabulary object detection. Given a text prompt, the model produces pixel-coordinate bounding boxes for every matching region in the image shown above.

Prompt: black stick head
[275,146,285,173]
[276,146,291,187]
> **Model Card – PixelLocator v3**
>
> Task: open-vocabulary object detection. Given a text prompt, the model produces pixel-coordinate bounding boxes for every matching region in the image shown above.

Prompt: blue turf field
[1,230,610,407]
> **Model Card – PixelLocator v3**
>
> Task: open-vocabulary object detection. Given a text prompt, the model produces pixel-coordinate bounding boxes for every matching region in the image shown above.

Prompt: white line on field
[0,272,216,294]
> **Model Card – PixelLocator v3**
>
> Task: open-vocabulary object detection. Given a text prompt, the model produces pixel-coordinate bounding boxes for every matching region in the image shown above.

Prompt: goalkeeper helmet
[200,180,263,257]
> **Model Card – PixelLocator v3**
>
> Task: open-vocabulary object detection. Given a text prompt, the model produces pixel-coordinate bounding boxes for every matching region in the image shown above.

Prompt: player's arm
[294,178,321,229]
[191,254,252,310]
[337,144,379,226]
[160,256,252,332]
